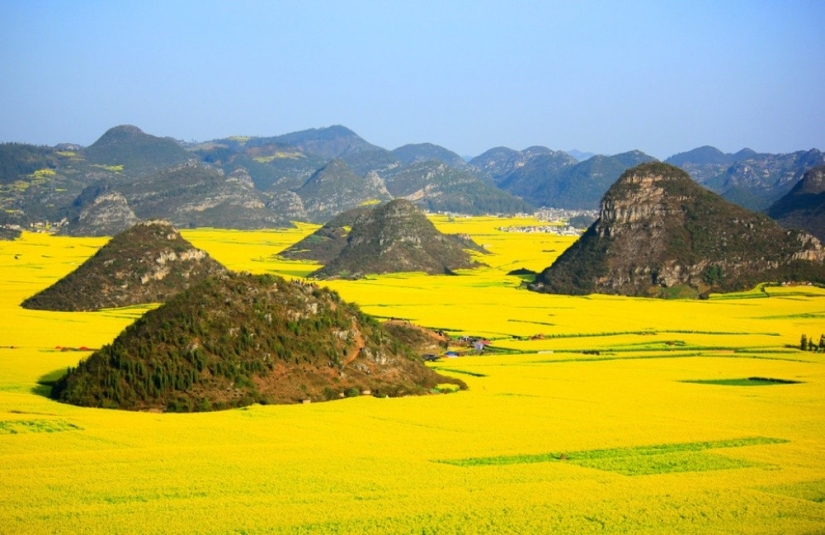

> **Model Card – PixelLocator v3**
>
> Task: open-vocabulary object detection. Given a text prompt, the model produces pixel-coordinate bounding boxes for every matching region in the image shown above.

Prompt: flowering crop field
[1,217,824,534]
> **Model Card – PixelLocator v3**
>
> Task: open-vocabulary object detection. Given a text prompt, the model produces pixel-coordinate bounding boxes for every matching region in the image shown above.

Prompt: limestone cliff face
[68,191,139,237]
[530,162,825,298]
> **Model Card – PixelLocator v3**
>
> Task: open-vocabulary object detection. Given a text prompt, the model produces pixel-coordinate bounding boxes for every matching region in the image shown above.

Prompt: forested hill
[50,271,466,411]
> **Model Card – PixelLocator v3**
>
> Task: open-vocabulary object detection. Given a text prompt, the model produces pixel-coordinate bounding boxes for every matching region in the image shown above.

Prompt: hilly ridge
[767,165,825,241]
[1,124,823,235]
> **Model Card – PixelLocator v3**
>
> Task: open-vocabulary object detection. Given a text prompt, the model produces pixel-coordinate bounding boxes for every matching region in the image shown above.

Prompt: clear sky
[1,0,823,159]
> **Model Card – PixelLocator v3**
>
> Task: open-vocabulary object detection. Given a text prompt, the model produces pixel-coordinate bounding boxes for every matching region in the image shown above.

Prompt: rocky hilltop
[50,271,465,411]
[767,165,825,241]
[311,199,483,279]
[278,204,375,263]
[22,220,225,311]
[529,162,825,298]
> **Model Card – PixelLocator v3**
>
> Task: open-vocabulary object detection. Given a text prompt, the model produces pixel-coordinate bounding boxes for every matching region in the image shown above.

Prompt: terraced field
[1,216,823,533]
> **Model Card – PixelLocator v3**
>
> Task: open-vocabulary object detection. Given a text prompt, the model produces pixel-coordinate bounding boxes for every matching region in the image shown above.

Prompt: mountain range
[0,124,821,236]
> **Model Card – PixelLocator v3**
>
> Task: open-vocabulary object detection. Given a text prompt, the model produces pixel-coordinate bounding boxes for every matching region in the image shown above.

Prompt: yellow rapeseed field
[1,217,824,534]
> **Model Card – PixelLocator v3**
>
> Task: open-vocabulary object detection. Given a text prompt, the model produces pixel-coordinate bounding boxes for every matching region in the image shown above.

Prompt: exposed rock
[22,220,225,311]
[529,162,825,298]
[267,191,307,221]
[311,199,483,279]
[67,191,138,237]
[295,159,393,223]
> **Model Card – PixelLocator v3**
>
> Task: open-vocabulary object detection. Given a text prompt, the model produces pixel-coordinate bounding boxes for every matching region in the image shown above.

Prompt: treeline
[799,334,825,352]
[0,143,57,183]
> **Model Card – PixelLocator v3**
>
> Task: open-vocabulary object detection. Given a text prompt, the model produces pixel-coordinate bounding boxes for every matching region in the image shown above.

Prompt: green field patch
[438,436,787,476]
[0,419,82,435]
[508,319,556,327]
[754,311,825,320]
[575,451,757,476]
[430,367,487,377]
[762,479,825,503]
[682,377,802,386]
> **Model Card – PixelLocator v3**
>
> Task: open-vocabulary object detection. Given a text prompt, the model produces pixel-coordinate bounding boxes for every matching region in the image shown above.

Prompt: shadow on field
[31,368,66,398]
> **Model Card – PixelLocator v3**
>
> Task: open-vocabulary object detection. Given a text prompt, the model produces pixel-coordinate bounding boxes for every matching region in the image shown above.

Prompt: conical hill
[50,271,466,411]
[278,204,375,264]
[21,220,225,311]
[529,162,825,298]
[310,199,483,279]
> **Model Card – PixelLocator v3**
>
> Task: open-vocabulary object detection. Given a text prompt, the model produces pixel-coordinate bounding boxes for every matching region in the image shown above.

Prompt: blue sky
[1,0,823,159]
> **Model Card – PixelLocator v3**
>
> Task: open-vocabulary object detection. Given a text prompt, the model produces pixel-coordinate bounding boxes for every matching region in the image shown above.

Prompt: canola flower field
[1,216,824,534]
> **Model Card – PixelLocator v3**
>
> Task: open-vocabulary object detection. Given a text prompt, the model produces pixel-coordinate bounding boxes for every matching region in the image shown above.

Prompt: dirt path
[343,319,365,366]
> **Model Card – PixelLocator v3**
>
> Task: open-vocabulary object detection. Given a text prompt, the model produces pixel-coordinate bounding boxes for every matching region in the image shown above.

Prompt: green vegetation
[22,221,225,311]
[0,419,82,434]
[438,436,788,475]
[384,160,533,215]
[50,272,465,411]
[83,125,191,176]
[531,162,825,298]
[311,200,483,279]
[0,143,57,184]
[279,204,373,263]
[682,377,802,386]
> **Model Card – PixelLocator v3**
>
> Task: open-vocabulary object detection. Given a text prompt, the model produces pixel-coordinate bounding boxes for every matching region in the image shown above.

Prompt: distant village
[497,208,598,236]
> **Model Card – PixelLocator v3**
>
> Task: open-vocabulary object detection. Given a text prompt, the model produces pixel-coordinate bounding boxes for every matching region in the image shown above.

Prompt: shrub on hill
[50,272,465,411]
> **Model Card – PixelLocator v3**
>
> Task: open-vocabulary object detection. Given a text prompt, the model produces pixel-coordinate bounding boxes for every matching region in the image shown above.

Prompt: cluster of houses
[497,224,582,236]
[422,335,491,361]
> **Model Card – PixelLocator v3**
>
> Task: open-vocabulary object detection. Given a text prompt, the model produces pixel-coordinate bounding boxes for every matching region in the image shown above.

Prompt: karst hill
[767,165,825,241]
[308,199,484,279]
[50,271,466,411]
[529,162,825,298]
[21,220,225,311]
[278,204,375,264]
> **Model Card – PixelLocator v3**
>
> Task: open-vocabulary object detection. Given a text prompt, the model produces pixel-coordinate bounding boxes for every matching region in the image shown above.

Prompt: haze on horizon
[1,0,823,160]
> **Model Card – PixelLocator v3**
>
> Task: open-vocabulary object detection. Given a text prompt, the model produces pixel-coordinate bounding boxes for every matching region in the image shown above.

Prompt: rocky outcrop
[310,199,483,279]
[529,162,825,298]
[278,204,374,263]
[22,220,226,311]
[669,147,825,211]
[67,191,138,237]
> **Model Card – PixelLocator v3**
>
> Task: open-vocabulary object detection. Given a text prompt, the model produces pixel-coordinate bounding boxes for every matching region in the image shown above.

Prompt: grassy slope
[0,222,823,533]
